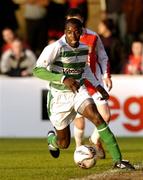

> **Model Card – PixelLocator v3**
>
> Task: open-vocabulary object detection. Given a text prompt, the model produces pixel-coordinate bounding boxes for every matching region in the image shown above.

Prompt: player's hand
[63,77,80,93]
[103,77,112,91]
[96,85,109,100]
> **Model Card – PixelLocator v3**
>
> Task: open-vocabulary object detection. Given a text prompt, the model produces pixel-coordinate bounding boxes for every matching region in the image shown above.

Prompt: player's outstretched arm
[33,67,64,82]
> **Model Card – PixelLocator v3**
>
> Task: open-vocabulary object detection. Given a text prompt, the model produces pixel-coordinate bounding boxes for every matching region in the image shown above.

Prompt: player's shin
[74,126,84,147]
[97,122,122,162]
[90,127,100,144]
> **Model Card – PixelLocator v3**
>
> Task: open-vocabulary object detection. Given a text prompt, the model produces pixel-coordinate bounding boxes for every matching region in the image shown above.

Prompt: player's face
[65,23,82,48]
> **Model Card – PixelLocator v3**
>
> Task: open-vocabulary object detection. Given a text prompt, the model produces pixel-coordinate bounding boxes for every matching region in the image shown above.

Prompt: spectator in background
[0,38,36,77]
[1,27,29,54]
[122,0,143,40]
[24,0,49,56]
[0,0,19,48]
[123,40,143,75]
[97,18,125,74]
[120,0,143,53]
[1,28,17,53]
[100,0,126,43]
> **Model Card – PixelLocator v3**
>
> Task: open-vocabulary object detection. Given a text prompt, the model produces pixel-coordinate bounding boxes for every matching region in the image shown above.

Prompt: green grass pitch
[0,137,143,180]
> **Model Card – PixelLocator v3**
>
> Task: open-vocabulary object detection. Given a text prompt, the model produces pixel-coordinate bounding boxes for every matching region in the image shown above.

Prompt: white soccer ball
[74,145,96,169]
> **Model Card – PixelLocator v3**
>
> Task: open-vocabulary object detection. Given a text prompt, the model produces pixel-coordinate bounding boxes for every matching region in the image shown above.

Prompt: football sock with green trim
[97,122,122,162]
[74,126,84,148]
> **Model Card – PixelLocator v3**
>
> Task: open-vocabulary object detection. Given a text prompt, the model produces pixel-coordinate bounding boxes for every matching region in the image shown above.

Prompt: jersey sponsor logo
[62,68,84,74]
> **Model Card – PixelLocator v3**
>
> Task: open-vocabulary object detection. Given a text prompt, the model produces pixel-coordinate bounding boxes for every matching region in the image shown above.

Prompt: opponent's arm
[96,34,110,78]
[83,64,109,100]
[83,64,100,87]
[96,34,112,91]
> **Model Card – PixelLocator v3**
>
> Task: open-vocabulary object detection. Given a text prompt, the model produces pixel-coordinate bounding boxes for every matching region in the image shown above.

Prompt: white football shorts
[47,85,92,130]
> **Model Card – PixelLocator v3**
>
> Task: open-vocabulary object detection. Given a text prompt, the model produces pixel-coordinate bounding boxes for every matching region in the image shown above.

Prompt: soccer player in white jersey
[33,18,134,170]
[66,8,112,158]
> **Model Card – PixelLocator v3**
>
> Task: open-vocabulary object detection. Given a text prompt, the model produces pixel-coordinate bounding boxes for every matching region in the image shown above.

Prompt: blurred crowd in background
[0,0,143,77]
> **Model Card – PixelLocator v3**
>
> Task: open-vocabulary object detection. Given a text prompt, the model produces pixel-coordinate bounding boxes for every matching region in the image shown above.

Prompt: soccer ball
[74,145,96,169]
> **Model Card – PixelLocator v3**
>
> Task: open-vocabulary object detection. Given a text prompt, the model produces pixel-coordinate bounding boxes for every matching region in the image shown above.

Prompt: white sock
[74,126,84,148]
[90,127,100,145]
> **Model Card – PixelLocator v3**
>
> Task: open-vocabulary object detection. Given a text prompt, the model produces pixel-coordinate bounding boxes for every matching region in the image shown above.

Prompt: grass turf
[0,137,143,180]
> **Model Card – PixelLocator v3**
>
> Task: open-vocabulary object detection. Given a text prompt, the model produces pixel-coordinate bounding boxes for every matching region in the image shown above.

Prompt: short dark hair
[65,18,83,30]
[66,8,83,18]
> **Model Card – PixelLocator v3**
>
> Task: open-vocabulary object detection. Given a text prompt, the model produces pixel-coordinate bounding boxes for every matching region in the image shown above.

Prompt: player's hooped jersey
[35,35,99,91]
